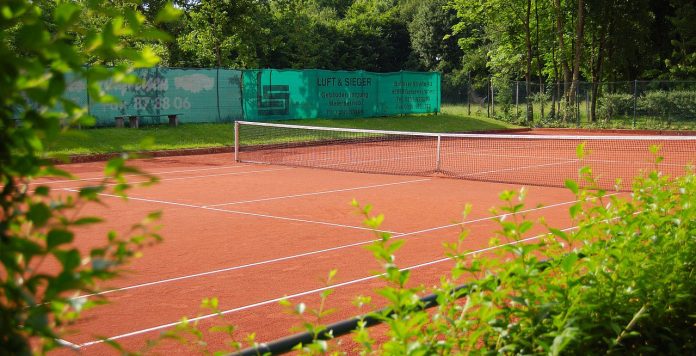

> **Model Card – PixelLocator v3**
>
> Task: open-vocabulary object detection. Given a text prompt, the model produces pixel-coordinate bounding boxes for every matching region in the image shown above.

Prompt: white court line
[204,178,431,207]
[459,160,579,177]
[76,225,576,348]
[56,338,80,350]
[61,189,400,234]
[69,194,619,302]
[60,167,293,190]
[29,164,251,186]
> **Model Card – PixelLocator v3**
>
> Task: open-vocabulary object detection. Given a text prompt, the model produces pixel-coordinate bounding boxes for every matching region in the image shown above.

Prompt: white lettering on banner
[109,96,191,111]
[174,74,215,93]
[101,77,169,96]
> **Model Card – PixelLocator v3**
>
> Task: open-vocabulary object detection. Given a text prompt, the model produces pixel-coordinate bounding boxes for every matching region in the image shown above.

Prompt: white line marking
[76,225,577,348]
[61,189,399,234]
[460,160,579,177]
[30,165,251,186]
[204,178,431,207]
[70,194,619,302]
[56,338,81,350]
[60,167,293,190]
[398,193,619,236]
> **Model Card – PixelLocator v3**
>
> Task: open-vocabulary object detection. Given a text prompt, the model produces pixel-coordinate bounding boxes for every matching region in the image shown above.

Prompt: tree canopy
[131,0,694,82]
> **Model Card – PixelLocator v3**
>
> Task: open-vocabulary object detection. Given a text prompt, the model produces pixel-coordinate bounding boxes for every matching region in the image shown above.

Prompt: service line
[204,178,431,207]
[61,188,400,234]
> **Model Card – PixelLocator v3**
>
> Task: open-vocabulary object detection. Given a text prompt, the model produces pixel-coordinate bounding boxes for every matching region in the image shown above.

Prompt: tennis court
[44,126,695,354]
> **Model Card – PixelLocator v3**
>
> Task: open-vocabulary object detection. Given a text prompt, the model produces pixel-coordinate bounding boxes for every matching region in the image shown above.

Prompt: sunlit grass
[46,105,520,155]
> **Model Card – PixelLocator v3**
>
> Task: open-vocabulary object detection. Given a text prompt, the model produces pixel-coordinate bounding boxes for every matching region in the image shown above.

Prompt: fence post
[585,86,589,123]
[84,75,90,130]
[467,71,471,115]
[633,79,637,128]
[490,77,495,116]
[487,78,490,118]
[234,121,240,162]
[435,135,442,172]
[576,82,580,126]
[515,81,520,120]
[540,83,545,121]
[216,67,222,121]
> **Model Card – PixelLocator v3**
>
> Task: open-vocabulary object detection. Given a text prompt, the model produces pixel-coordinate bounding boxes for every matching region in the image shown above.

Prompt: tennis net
[234,121,696,190]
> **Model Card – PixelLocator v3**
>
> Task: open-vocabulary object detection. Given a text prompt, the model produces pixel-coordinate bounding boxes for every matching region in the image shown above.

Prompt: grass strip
[45,105,520,156]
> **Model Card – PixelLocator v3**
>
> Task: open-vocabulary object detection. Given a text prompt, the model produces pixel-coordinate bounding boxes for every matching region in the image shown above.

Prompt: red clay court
[41,127,695,354]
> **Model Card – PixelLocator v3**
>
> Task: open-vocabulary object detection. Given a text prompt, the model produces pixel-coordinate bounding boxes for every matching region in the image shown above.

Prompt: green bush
[0,0,178,353]
[352,165,693,354]
[639,90,696,120]
[597,93,634,121]
[280,151,696,355]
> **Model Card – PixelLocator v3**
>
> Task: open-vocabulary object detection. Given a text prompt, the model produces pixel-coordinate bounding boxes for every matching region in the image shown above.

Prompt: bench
[115,113,183,128]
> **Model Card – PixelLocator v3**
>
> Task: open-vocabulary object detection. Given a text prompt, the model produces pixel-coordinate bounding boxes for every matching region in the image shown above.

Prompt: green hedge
[639,90,696,119]
[598,90,696,121]
[597,93,634,120]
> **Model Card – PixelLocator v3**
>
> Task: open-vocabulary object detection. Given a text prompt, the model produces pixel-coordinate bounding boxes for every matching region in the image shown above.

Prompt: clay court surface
[40,152,623,354]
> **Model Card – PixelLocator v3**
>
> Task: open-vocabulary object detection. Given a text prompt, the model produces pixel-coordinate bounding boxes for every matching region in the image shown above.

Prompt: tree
[666,0,696,79]
[408,0,463,72]
[0,0,178,353]
[177,0,259,67]
[337,0,413,71]
[451,0,539,121]
[262,0,341,69]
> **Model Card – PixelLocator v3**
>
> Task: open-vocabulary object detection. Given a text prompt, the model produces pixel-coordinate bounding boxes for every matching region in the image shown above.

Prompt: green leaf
[34,186,50,196]
[549,228,568,241]
[155,3,182,23]
[54,3,81,27]
[28,203,51,227]
[47,229,74,250]
[565,179,579,194]
[73,217,103,225]
[560,253,579,273]
[518,221,533,234]
[79,186,104,200]
[569,203,582,219]
[576,142,586,159]
[53,249,81,271]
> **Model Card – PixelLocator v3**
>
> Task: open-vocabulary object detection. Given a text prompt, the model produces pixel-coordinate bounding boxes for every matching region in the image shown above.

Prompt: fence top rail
[236,121,696,141]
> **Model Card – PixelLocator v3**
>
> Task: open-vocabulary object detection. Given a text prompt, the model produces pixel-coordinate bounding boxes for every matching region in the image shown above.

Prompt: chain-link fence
[442,74,696,129]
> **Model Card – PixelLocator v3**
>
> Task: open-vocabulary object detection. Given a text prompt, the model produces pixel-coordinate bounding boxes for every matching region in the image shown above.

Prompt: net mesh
[235,121,696,190]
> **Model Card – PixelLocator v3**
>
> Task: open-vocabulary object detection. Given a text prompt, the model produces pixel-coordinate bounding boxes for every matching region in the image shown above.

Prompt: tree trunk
[535,0,544,120]
[590,24,608,123]
[525,0,533,124]
[550,41,558,119]
[553,0,572,120]
[568,0,585,111]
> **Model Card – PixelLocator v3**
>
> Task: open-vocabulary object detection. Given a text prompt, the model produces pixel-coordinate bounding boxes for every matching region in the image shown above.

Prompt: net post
[435,135,442,173]
[234,121,240,162]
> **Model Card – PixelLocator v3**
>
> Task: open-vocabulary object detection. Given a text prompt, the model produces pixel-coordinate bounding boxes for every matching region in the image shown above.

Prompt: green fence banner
[64,68,243,126]
[242,69,440,121]
[61,68,439,125]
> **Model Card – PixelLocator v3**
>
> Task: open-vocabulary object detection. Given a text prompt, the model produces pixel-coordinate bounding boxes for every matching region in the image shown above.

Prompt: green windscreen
[242,69,440,121]
[63,68,243,126]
